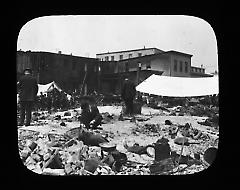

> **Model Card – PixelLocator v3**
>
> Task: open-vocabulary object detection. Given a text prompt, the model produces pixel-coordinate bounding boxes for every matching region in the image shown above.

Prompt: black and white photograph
[16,15,219,176]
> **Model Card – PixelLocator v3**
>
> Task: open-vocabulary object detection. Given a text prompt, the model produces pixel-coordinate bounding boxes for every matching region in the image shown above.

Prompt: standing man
[121,78,136,116]
[17,68,38,126]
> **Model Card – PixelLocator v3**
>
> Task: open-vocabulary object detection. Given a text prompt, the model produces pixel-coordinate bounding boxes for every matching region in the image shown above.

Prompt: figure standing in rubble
[79,97,103,129]
[17,68,38,126]
[121,78,136,116]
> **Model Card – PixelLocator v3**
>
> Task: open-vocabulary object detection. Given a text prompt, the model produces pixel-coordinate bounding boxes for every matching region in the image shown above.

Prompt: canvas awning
[17,81,71,103]
[37,81,62,96]
[136,74,219,97]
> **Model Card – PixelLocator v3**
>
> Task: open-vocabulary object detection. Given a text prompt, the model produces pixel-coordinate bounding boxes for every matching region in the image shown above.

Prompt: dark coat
[121,80,136,100]
[79,105,103,127]
[17,74,38,102]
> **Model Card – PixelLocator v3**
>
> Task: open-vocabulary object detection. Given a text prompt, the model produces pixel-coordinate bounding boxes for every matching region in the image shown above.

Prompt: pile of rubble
[19,129,111,175]
[18,103,219,175]
[18,125,214,175]
[18,128,154,175]
[132,123,162,136]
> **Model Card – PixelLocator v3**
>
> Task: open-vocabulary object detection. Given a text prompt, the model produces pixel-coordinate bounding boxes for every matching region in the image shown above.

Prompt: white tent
[17,81,71,103]
[38,81,72,100]
[37,81,62,96]
[136,74,219,97]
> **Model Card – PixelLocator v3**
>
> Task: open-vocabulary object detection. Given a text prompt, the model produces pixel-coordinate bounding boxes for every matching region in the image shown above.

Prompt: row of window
[103,52,142,61]
[174,60,188,73]
[191,67,204,73]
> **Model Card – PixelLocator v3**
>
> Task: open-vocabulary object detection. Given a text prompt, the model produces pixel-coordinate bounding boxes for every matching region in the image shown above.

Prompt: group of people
[17,68,137,129]
[37,90,71,112]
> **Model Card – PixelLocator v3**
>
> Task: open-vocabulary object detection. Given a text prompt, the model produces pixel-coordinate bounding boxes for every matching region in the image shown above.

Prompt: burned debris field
[17,95,219,175]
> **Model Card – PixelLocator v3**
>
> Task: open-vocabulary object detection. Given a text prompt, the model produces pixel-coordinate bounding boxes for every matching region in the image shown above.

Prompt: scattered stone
[84,158,100,173]
[154,137,171,161]
[203,147,217,165]
[18,104,218,175]
[165,120,172,125]
[60,121,66,126]
[64,112,72,116]
[42,168,65,176]
[149,158,175,175]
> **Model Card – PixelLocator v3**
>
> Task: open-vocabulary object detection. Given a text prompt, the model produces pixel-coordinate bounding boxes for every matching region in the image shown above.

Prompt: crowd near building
[17,47,213,95]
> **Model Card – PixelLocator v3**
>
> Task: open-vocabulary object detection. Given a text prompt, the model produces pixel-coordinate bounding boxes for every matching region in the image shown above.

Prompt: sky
[17,15,218,74]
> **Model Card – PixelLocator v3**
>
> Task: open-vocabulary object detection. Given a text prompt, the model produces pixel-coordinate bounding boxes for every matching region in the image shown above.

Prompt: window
[111,56,114,61]
[119,55,123,60]
[179,61,183,72]
[174,59,177,72]
[138,53,142,57]
[105,56,109,61]
[185,62,188,73]
[146,62,151,69]
[129,54,132,58]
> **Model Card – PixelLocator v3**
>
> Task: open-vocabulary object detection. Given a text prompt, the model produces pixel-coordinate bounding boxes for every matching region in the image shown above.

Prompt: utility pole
[170,55,172,76]
[80,63,87,96]
[37,54,40,84]
[136,62,141,99]
[98,61,101,93]
[137,62,141,85]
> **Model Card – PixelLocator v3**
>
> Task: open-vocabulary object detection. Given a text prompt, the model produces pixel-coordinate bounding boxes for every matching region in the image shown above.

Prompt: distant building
[16,50,100,94]
[97,48,213,94]
[210,70,219,77]
[96,47,164,61]
[190,66,212,77]
[16,47,213,95]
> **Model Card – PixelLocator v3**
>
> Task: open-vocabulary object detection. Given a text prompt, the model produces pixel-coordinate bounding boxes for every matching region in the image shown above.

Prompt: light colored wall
[150,56,171,76]
[191,67,205,73]
[96,49,162,61]
[170,54,191,77]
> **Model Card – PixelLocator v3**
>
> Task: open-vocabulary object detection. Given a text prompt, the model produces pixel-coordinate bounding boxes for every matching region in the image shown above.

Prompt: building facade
[97,48,212,94]
[96,47,164,61]
[17,47,213,95]
[17,51,101,94]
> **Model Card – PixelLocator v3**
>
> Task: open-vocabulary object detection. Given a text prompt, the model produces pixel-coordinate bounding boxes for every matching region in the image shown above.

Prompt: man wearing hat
[17,68,38,126]
[121,77,136,116]
[79,96,103,130]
